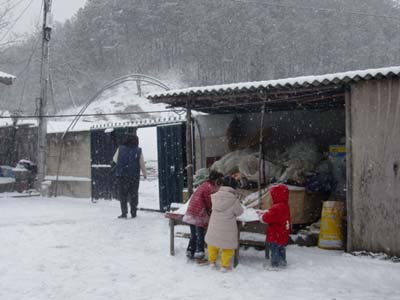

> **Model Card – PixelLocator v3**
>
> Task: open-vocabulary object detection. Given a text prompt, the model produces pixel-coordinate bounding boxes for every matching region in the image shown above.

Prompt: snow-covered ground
[1,185,399,300]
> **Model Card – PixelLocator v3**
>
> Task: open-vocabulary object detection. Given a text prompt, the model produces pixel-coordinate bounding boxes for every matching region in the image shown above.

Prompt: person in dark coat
[113,134,147,219]
[257,184,291,268]
[183,170,223,260]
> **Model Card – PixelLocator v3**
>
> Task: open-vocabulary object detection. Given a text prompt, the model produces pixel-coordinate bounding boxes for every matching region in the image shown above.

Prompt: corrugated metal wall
[349,78,400,256]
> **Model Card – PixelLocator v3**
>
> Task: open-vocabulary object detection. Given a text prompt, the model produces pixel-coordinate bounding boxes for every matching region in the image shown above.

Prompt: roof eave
[0,78,14,85]
[0,72,16,85]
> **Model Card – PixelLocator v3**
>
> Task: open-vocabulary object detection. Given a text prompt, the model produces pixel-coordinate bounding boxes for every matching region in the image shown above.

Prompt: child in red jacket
[257,184,291,268]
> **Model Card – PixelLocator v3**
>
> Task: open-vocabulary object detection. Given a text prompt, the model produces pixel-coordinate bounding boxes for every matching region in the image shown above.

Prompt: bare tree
[0,0,33,49]
[0,2,13,47]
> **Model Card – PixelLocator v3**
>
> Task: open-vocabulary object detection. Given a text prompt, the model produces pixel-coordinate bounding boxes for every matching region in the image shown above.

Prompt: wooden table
[165,212,266,267]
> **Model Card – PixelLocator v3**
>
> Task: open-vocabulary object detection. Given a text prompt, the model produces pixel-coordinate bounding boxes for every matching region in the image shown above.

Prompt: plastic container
[318,201,344,249]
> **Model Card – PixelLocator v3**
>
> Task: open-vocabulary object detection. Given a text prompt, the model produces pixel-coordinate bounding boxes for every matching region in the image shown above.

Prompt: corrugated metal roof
[148,66,400,99]
[0,71,15,85]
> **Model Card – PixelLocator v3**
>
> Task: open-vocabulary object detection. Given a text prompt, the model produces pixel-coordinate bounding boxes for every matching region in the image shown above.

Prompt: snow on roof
[90,115,186,130]
[148,66,400,99]
[0,111,37,128]
[0,71,15,85]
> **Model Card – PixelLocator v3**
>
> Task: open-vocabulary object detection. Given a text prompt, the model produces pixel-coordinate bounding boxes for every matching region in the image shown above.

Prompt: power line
[2,0,28,12]
[16,37,41,109]
[16,1,43,109]
[231,0,400,22]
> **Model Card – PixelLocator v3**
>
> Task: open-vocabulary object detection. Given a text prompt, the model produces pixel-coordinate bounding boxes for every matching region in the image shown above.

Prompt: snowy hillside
[48,80,182,133]
[1,80,183,136]
[62,81,175,120]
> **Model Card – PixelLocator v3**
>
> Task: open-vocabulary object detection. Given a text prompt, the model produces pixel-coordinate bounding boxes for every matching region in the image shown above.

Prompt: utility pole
[37,0,53,190]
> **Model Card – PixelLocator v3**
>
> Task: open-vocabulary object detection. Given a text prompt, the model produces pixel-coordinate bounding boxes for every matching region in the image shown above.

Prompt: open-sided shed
[148,66,400,256]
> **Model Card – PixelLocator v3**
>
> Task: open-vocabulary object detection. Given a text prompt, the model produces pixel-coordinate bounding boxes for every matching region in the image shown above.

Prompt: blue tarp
[0,166,14,178]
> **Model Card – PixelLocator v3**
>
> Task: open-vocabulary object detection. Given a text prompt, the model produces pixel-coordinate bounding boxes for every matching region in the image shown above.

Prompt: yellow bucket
[318,201,344,250]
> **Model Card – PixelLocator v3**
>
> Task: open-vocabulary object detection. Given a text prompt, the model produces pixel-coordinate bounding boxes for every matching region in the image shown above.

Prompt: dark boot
[118,214,127,219]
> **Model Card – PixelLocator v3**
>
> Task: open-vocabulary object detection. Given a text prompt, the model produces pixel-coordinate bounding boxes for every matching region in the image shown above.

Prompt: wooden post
[186,102,194,196]
[8,115,18,165]
[234,222,240,267]
[169,218,175,256]
[136,79,142,97]
[258,103,266,202]
[345,88,353,252]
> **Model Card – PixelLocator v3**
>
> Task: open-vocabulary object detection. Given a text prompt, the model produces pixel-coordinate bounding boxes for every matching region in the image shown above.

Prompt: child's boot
[196,258,209,265]
[220,266,232,273]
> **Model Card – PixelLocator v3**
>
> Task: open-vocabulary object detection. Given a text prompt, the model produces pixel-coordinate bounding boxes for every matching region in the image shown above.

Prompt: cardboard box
[260,186,325,224]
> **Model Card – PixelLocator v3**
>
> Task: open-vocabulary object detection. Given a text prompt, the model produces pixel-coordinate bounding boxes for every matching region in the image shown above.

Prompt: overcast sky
[13,0,87,34]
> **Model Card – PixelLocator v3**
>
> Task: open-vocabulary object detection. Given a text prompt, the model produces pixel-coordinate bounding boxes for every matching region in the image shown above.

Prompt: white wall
[137,127,158,160]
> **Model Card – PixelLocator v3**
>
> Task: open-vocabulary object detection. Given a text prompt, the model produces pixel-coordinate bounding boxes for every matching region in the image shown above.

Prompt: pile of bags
[192,140,340,213]
[208,141,321,186]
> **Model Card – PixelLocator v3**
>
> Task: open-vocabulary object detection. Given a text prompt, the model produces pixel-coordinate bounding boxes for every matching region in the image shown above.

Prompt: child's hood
[270,184,289,205]
[211,186,238,212]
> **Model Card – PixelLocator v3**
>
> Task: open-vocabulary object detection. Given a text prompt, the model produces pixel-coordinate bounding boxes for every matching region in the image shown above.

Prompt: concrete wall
[194,109,345,169]
[48,180,91,198]
[348,78,400,256]
[47,131,91,178]
[47,131,91,198]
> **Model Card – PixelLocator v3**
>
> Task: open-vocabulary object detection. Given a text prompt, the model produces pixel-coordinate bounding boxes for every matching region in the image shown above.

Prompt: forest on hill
[1,0,400,114]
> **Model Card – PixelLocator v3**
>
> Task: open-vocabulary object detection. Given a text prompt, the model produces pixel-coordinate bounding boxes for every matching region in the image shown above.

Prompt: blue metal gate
[157,124,186,211]
[90,128,127,200]
[91,123,186,210]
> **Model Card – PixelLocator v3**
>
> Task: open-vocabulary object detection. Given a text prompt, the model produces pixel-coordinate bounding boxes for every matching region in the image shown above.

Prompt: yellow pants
[207,245,235,268]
